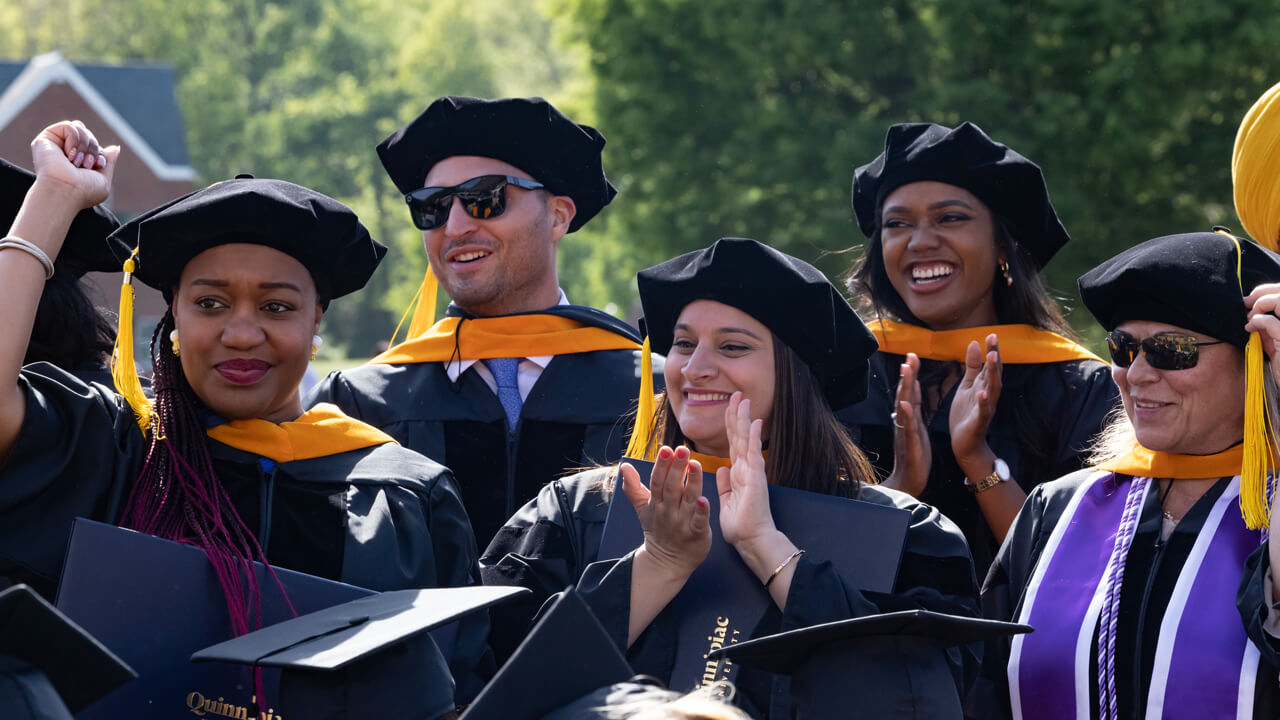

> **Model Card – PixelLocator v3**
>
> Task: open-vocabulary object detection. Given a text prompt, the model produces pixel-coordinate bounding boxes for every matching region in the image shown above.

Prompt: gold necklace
[1159,479,1180,524]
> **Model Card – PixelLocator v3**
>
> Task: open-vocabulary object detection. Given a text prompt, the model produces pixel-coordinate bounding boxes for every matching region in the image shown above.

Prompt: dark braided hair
[120,309,272,635]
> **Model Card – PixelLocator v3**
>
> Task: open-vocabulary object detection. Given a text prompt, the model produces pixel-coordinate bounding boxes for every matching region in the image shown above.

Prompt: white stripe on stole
[1144,476,1241,720]
[1238,644,1260,720]
[1077,548,1122,720]
[1009,470,1112,720]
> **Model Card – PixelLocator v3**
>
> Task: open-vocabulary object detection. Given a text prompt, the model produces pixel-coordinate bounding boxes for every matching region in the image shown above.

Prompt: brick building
[0,51,196,337]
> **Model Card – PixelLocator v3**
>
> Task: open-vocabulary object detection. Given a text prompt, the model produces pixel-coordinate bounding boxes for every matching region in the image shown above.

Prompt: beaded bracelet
[763,548,805,589]
[0,236,55,279]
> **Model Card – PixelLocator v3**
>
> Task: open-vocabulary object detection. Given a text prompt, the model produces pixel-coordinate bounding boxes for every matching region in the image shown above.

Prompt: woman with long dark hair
[482,238,979,717]
[0,122,488,701]
[841,122,1119,576]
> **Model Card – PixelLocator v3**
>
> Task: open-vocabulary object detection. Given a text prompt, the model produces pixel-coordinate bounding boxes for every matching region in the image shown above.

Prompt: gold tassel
[110,248,153,435]
[410,265,438,338]
[625,336,656,460]
[1241,333,1274,529]
[386,265,437,345]
[1217,228,1276,528]
[389,266,439,347]
[1232,83,1280,526]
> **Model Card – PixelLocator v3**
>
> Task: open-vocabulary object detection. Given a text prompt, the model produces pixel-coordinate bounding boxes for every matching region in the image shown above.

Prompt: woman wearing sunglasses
[976,230,1280,719]
[482,238,980,717]
[0,122,490,701]
[841,122,1118,577]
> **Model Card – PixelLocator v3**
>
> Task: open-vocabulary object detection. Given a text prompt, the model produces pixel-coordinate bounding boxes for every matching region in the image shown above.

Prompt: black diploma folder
[55,518,377,719]
[597,460,911,691]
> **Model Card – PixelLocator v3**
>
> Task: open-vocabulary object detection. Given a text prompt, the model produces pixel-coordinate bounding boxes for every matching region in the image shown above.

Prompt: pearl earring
[999,261,1013,287]
[310,334,323,361]
[169,329,181,356]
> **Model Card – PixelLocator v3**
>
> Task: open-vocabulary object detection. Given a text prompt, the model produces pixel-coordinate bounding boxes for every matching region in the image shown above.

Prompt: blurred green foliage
[5,0,1280,355]
[2,0,587,358]
[570,0,1280,334]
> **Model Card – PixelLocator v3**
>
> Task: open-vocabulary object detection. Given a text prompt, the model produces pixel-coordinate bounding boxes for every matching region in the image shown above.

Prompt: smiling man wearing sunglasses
[306,98,647,611]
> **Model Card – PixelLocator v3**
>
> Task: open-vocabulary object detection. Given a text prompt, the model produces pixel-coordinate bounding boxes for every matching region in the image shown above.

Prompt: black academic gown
[305,305,645,550]
[480,470,981,718]
[0,362,491,701]
[67,363,115,389]
[839,352,1119,577]
[976,470,1280,720]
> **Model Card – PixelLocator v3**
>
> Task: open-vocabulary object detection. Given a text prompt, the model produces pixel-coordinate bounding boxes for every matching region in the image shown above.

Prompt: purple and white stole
[1008,472,1262,720]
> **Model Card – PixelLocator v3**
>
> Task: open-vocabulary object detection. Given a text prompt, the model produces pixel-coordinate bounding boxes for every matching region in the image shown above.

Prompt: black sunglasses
[1105,330,1226,370]
[403,175,545,230]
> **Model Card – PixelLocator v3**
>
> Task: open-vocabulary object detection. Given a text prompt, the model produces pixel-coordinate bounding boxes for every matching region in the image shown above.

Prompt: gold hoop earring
[1000,261,1013,287]
[169,329,181,356]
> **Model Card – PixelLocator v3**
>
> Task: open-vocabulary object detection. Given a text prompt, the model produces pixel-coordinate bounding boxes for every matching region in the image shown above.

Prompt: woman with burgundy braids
[0,121,489,704]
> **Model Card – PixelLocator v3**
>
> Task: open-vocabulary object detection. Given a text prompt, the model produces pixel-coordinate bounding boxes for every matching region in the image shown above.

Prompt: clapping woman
[482,238,979,716]
[841,122,1118,576]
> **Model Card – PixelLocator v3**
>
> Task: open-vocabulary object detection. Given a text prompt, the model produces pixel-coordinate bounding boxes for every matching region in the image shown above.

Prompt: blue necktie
[483,357,523,431]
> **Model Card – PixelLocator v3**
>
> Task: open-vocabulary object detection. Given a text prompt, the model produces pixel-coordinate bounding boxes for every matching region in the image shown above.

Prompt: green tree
[922,0,1280,329]
[566,0,938,311]
[569,0,1280,337]
[3,0,593,357]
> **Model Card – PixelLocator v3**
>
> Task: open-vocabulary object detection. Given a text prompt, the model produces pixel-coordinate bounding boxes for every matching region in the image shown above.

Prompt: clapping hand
[717,392,776,548]
[620,445,711,577]
[950,334,1002,477]
[884,352,931,496]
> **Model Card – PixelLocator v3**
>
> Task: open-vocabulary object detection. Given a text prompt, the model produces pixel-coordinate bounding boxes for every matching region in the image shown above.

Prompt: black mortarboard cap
[636,237,878,409]
[106,177,386,305]
[710,610,1030,719]
[0,584,136,719]
[192,586,528,720]
[462,588,634,720]
[1079,231,1280,349]
[851,122,1070,268]
[377,96,616,232]
[1,158,120,276]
